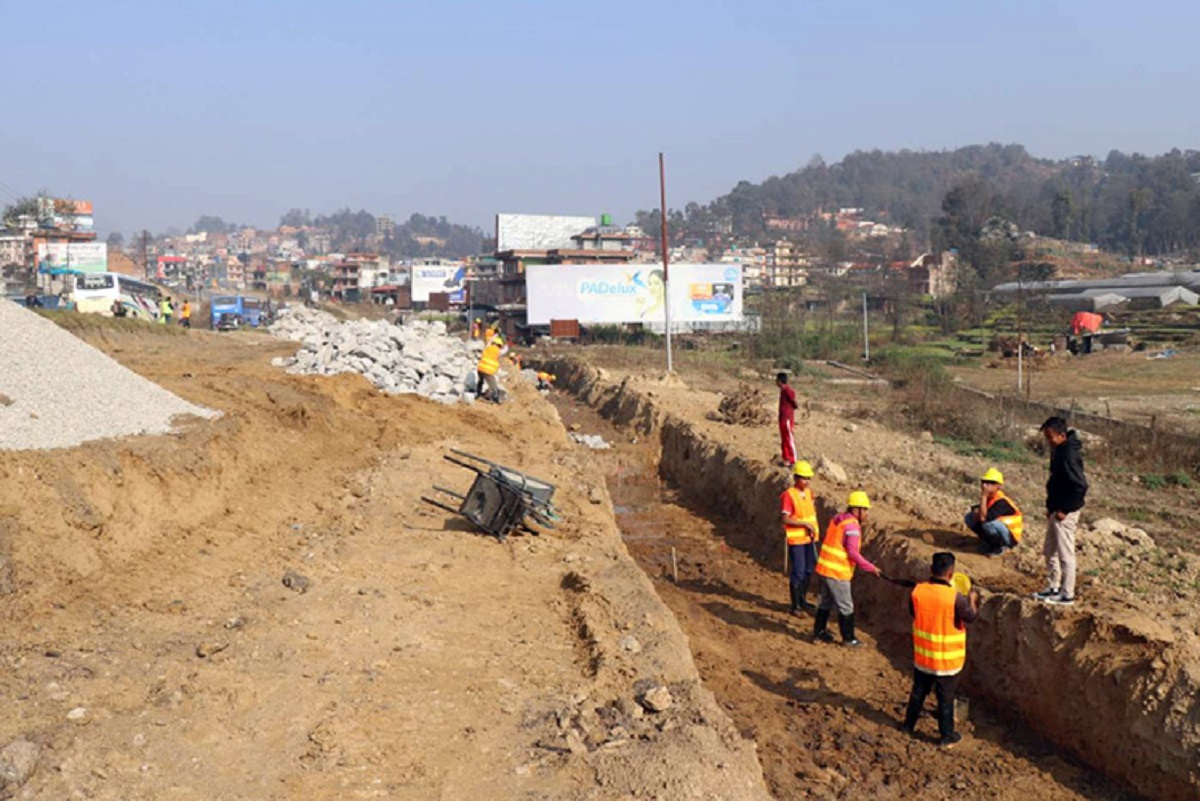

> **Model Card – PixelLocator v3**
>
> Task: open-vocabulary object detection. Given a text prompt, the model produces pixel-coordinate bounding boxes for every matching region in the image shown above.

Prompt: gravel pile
[269,308,483,403]
[0,301,217,451]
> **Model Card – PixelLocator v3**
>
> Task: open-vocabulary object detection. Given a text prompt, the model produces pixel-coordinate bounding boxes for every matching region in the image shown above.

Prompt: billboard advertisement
[411,262,467,303]
[36,242,108,275]
[527,263,742,325]
[496,213,596,251]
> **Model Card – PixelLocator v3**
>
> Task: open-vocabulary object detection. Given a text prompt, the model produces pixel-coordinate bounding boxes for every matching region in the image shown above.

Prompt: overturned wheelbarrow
[421,449,562,542]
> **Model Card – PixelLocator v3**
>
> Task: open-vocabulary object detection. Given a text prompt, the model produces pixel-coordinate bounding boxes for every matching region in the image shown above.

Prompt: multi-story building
[766,240,808,287]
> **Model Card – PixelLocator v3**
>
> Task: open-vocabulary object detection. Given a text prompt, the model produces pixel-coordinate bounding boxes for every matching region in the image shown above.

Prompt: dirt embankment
[544,355,1200,801]
[0,327,769,800]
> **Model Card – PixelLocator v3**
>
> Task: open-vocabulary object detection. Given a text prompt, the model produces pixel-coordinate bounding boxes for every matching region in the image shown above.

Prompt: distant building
[766,240,808,287]
[376,214,395,239]
[907,252,957,299]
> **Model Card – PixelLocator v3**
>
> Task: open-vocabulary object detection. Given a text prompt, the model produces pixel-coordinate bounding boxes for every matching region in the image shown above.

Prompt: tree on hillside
[280,208,312,228]
[191,215,234,235]
[106,232,125,249]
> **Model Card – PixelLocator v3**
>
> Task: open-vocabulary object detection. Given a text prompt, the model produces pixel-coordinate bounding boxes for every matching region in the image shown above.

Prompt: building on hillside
[376,214,395,239]
[765,240,808,287]
[907,252,957,299]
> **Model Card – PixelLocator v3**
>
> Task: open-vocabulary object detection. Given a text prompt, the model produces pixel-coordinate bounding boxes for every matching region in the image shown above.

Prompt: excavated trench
[543,357,1200,801]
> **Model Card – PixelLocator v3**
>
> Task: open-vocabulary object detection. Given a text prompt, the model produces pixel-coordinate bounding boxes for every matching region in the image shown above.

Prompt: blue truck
[210,295,245,330]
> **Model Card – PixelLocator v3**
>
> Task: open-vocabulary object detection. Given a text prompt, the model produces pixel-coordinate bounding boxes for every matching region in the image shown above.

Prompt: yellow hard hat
[550,374,556,381]
[792,460,814,478]
[474,318,481,322]
[979,468,1005,484]
[951,572,972,596]
[847,490,871,509]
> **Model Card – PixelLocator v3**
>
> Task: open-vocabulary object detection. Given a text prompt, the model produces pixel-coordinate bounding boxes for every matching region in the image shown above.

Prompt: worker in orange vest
[781,460,819,614]
[180,300,192,328]
[476,335,506,403]
[813,490,881,646]
[902,551,980,749]
[964,467,1023,557]
[536,372,556,391]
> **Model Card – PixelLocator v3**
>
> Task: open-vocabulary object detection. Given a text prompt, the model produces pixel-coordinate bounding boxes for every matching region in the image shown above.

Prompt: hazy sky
[2,0,1198,237]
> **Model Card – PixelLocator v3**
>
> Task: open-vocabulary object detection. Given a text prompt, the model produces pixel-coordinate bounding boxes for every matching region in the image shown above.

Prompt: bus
[72,272,161,321]
[210,295,244,329]
[242,296,264,327]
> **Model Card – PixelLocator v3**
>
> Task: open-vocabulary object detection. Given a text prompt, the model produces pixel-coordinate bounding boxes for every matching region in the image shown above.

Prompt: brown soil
[0,325,768,800]
[540,353,1200,801]
[551,393,1136,801]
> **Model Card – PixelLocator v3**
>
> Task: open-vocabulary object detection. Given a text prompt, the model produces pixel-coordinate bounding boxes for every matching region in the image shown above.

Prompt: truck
[210,295,245,330]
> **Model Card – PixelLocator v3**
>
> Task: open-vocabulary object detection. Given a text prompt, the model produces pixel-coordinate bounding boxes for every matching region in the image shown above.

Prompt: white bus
[72,272,162,321]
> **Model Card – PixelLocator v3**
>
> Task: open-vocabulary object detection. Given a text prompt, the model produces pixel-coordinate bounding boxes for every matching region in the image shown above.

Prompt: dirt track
[0,325,768,800]
[551,393,1136,801]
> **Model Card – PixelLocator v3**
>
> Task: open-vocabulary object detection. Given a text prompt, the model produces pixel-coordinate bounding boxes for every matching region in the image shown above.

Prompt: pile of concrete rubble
[269,308,482,403]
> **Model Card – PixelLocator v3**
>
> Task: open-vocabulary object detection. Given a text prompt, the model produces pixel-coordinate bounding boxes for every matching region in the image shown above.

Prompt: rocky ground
[0,320,768,800]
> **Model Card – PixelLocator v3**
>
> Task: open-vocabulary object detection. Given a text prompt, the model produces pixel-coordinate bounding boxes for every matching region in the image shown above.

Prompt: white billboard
[36,242,108,275]
[527,263,742,325]
[496,213,596,252]
[411,262,467,303]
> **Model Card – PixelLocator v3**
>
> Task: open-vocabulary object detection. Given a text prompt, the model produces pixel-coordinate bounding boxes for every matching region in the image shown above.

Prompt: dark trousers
[788,542,816,582]
[903,668,960,739]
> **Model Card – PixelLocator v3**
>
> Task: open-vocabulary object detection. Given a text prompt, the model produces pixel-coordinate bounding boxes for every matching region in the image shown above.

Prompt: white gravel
[0,301,217,451]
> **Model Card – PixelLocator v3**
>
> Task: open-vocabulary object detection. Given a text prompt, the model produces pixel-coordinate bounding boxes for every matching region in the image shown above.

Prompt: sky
[2,0,1199,238]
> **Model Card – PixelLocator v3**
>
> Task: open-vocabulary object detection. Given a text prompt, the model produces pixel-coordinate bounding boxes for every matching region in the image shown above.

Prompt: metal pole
[659,152,672,374]
[862,291,869,361]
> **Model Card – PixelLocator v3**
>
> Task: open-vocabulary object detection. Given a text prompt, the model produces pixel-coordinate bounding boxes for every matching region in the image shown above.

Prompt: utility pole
[1016,271,1024,395]
[141,230,150,281]
[659,152,673,374]
[861,291,870,362]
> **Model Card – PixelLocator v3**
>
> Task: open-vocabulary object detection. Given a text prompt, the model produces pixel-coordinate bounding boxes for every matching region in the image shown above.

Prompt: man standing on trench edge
[781,460,819,614]
[902,551,979,749]
[813,491,880,646]
[776,372,798,467]
[1033,416,1088,606]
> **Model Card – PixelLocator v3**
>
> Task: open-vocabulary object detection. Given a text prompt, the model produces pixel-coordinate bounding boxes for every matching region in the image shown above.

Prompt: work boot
[813,608,834,642]
[788,581,802,615]
[838,613,860,647]
[797,575,815,611]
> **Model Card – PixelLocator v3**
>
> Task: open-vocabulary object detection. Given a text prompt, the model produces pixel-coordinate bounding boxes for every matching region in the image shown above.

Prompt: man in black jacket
[1034,417,1088,606]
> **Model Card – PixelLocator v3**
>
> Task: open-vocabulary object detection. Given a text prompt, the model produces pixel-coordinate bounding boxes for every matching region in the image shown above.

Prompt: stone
[66,707,90,722]
[0,740,39,793]
[588,487,605,505]
[619,635,642,654]
[816,456,848,483]
[919,431,934,442]
[639,685,673,713]
[282,570,310,594]
[196,641,229,658]
[843,423,858,433]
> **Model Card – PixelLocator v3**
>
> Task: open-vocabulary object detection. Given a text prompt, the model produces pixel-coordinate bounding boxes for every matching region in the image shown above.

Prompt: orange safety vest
[815,512,857,581]
[983,490,1023,543]
[781,486,818,545]
[477,344,502,376]
[911,581,967,676]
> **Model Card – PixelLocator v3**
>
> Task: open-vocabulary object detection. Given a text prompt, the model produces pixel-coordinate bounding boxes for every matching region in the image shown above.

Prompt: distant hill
[641,144,1200,257]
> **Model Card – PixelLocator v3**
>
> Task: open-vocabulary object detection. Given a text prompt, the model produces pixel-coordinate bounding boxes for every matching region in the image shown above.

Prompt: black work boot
[788,581,802,615]
[813,608,834,642]
[797,575,815,611]
[838,613,861,647]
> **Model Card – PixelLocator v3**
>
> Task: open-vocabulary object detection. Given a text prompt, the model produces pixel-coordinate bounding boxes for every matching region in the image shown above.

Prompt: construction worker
[471,318,483,339]
[476,335,506,403]
[776,372,798,467]
[1035,416,1088,606]
[159,296,173,325]
[781,460,819,614]
[536,372,556,391]
[813,490,881,646]
[902,551,980,749]
[508,351,523,371]
[484,322,498,342]
[964,468,1023,556]
[180,300,192,328]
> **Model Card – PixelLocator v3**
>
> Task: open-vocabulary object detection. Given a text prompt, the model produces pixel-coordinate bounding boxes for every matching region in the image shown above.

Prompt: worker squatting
[779,370,1088,749]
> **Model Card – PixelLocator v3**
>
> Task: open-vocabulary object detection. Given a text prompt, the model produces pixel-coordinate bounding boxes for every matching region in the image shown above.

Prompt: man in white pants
[1033,416,1088,606]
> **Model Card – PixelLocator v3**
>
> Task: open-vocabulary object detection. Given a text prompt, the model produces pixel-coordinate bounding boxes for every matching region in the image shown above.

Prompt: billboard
[36,242,108,275]
[411,262,467,303]
[527,263,742,325]
[496,213,596,252]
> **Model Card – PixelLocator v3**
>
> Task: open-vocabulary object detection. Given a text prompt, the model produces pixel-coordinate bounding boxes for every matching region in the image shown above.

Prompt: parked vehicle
[72,272,161,321]
[242,296,264,327]
[210,295,244,330]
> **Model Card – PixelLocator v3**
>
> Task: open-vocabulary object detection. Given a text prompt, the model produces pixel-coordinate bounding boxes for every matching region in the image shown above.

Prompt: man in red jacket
[776,372,798,467]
